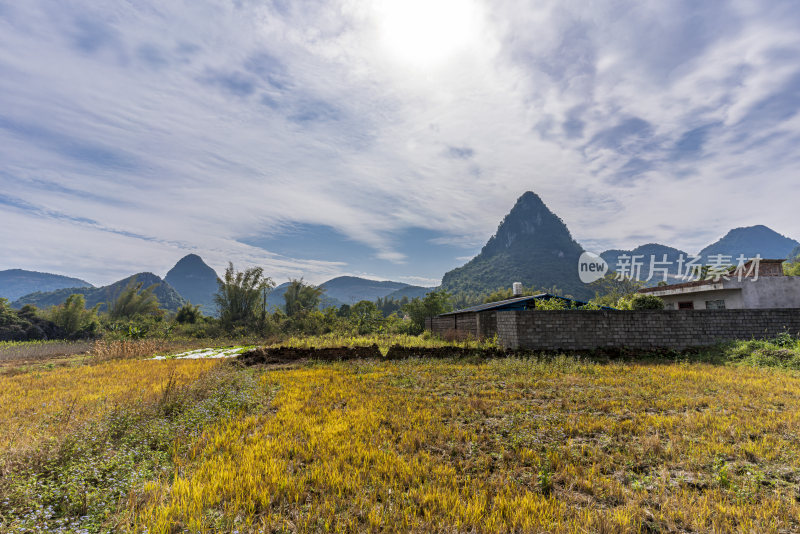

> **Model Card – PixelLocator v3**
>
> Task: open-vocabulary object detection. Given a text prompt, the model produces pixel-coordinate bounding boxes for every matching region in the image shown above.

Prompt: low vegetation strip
[239,344,383,365]
[136,358,800,533]
[237,344,511,365]
[265,333,500,353]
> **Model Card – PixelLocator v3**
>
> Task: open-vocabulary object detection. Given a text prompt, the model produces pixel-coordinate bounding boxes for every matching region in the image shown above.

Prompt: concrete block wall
[478,311,497,339]
[496,309,800,351]
[429,315,456,334]
[428,311,495,339]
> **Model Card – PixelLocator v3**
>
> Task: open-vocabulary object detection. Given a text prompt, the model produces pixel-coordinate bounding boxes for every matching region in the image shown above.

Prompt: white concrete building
[638,259,800,310]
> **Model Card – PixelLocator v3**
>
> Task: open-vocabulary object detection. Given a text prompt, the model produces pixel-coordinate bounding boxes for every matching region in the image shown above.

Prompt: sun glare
[375,0,481,67]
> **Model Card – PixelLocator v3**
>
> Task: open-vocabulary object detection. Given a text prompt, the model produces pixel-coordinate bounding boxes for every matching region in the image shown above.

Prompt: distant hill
[265,276,421,311]
[0,269,92,301]
[266,282,293,311]
[13,272,185,313]
[699,225,800,262]
[601,244,688,285]
[441,191,590,299]
[319,276,408,304]
[383,285,436,301]
[265,281,345,312]
[164,254,219,315]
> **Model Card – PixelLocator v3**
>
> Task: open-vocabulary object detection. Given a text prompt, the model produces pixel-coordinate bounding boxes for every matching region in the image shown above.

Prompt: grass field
[2,339,800,533]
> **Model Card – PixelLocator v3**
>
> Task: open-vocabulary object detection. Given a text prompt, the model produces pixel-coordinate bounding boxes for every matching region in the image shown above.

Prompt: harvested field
[137,357,800,533]
[4,340,800,533]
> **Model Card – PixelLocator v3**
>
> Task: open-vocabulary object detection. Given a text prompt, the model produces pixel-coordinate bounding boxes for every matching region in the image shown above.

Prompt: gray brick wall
[495,309,800,350]
[430,315,457,334]
[428,311,494,339]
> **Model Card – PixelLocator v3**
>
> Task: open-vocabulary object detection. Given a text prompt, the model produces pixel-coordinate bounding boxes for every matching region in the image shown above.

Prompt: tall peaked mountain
[699,225,800,262]
[441,191,589,299]
[0,269,93,301]
[164,254,220,314]
[12,273,185,313]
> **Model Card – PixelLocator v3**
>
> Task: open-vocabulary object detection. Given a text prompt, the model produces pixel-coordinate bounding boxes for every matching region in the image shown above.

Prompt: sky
[1,0,799,286]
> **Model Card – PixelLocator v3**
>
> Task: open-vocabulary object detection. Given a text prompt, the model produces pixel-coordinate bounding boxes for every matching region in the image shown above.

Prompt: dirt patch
[384,345,511,360]
[237,344,514,366]
[238,344,382,365]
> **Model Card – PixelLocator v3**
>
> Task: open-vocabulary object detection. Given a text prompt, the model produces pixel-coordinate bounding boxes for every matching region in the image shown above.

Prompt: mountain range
[0,270,92,301]
[441,192,799,299]
[5,256,435,315]
[698,225,800,262]
[601,244,689,284]
[3,192,798,310]
[600,226,800,280]
[13,272,185,313]
[441,192,589,298]
[265,277,434,312]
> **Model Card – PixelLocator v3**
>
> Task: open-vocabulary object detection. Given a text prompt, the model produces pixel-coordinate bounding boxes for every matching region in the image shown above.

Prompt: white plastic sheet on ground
[152,347,252,360]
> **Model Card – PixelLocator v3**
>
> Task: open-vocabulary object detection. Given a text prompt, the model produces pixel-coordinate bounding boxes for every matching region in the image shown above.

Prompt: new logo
[578,252,608,283]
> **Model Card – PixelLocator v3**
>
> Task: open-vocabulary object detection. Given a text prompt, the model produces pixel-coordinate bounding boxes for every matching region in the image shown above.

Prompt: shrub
[403,290,452,334]
[215,263,274,329]
[0,299,65,341]
[350,300,384,334]
[108,280,162,319]
[175,303,202,324]
[42,294,101,339]
[629,294,664,310]
[283,279,324,317]
[617,293,664,310]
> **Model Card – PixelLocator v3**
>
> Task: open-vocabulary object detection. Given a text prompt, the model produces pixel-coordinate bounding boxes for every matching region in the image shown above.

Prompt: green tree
[482,284,544,304]
[618,293,664,310]
[108,280,161,320]
[44,294,100,338]
[350,300,384,334]
[785,253,800,276]
[214,263,275,329]
[786,263,800,276]
[483,287,514,303]
[588,273,643,309]
[534,297,570,310]
[283,279,325,317]
[175,303,202,324]
[402,290,452,334]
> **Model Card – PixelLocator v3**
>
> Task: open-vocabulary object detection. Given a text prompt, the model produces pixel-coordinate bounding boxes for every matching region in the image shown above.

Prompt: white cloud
[0,0,799,285]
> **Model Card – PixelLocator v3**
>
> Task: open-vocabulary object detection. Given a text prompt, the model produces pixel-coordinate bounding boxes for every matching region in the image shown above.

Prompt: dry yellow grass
[89,338,218,361]
[0,358,219,457]
[269,333,498,353]
[134,358,800,533]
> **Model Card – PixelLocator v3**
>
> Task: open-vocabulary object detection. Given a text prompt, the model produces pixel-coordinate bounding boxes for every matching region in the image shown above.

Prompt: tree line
[2,261,684,342]
[0,263,453,341]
